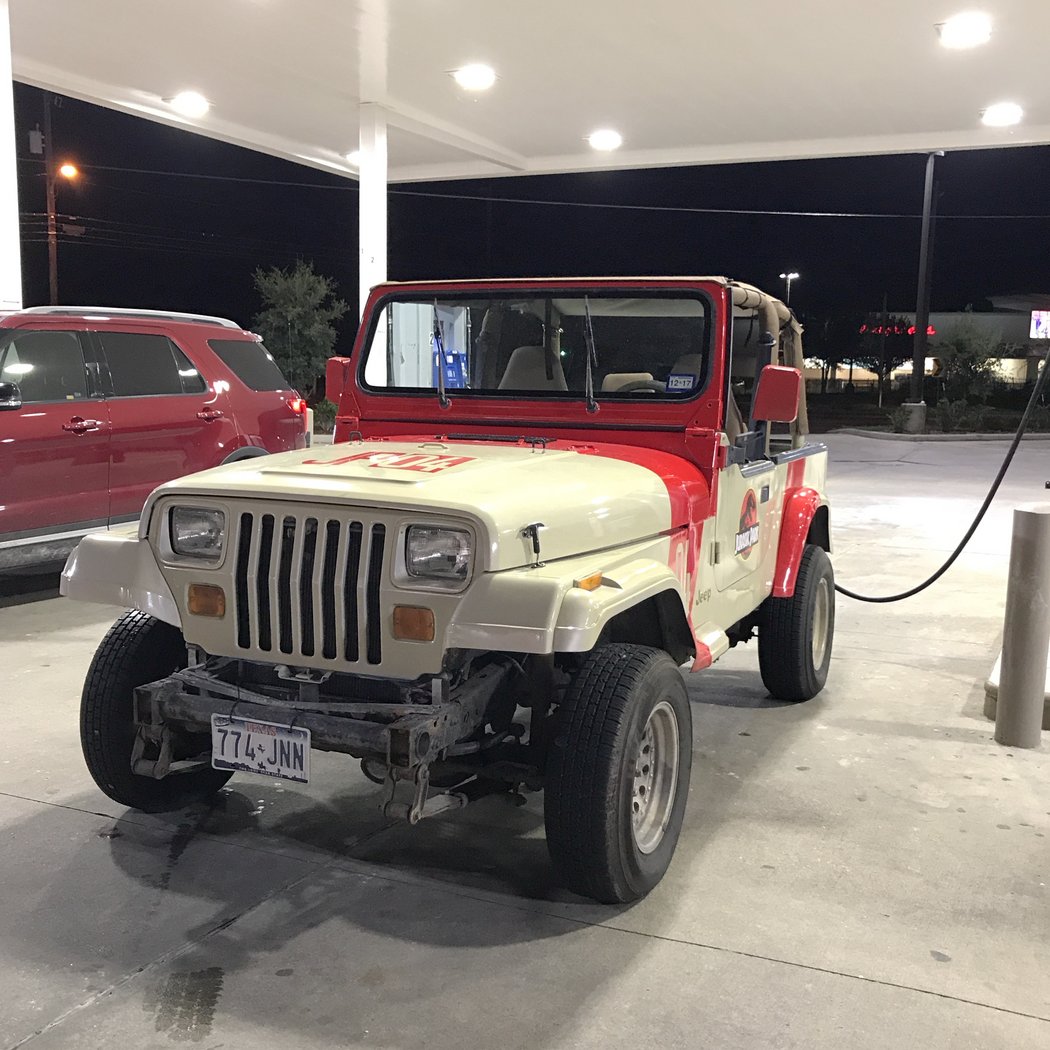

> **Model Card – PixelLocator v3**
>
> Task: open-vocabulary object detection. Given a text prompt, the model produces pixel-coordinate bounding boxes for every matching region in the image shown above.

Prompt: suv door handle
[196,408,225,422]
[62,416,103,434]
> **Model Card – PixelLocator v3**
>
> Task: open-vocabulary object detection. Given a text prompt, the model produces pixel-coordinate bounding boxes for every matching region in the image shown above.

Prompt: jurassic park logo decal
[735,490,760,559]
[302,451,475,473]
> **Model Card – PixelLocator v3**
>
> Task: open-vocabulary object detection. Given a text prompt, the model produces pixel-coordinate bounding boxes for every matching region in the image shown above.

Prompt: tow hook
[380,763,467,824]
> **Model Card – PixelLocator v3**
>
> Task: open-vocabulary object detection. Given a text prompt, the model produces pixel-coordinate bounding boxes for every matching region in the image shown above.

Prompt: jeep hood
[149,440,709,571]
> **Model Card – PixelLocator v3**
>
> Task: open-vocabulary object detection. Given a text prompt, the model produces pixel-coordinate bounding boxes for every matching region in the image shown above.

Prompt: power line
[47,161,1050,221]
[22,235,325,262]
[19,211,350,258]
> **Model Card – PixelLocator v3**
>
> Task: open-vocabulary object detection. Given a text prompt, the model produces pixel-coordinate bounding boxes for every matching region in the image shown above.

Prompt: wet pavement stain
[358,966,386,988]
[147,966,224,1042]
[159,821,198,891]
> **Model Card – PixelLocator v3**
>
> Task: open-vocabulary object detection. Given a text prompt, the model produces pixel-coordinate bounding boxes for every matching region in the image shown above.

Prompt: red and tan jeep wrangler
[63,277,833,903]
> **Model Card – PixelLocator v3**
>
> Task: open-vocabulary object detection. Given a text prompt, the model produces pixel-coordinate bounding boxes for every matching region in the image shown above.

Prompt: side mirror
[0,381,21,410]
[325,356,352,404]
[752,365,801,424]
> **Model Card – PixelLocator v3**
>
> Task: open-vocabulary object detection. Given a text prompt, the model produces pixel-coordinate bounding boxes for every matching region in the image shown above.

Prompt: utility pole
[905,151,943,431]
[878,290,889,409]
[42,93,58,305]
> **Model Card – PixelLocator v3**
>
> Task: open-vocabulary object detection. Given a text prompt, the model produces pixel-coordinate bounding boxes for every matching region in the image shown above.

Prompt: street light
[43,159,80,306]
[779,272,799,305]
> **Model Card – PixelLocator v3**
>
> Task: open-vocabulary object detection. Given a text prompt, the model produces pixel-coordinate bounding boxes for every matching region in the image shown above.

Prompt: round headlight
[170,507,226,561]
[405,525,472,582]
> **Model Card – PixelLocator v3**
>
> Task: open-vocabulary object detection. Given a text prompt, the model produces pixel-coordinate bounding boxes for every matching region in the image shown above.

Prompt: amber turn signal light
[188,583,226,617]
[573,572,604,591]
[392,605,435,641]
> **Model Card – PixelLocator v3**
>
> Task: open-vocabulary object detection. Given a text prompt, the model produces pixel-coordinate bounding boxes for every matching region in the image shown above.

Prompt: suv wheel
[758,544,835,702]
[545,644,692,903]
[81,611,232,812]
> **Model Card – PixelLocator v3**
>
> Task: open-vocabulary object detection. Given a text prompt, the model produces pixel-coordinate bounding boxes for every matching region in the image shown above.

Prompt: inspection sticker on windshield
[666,374,695,391]
[211,714,310,783]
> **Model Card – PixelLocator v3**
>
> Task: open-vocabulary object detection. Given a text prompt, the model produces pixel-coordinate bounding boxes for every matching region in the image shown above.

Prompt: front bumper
[132,660,512,776]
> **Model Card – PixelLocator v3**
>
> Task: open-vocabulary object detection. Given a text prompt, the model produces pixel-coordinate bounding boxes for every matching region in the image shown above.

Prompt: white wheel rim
[812,576,831,668]
[631,700,680,855]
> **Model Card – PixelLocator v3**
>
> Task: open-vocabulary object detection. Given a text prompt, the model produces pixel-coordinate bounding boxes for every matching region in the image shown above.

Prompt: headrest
[601,371,654,392]
[498,346,567,391]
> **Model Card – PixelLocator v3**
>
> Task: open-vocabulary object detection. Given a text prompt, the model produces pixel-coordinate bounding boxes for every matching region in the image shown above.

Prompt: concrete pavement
[2,433,1048,1049]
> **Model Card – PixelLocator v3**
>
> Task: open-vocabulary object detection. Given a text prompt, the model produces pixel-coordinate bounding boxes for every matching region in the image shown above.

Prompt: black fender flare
[220,446,269,465]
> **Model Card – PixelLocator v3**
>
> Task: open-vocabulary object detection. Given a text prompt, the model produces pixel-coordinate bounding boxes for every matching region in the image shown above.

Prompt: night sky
[15,82,1050,352]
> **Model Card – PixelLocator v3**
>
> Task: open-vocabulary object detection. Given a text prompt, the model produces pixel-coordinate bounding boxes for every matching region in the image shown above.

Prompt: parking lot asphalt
[2,433,1048,1050]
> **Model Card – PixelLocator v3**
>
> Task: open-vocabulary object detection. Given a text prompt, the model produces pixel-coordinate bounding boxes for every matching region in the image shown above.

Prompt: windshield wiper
[432,300,451,409]
[583,296,599,413]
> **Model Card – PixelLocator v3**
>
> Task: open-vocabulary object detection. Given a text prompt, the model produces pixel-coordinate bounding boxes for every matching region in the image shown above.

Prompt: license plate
[211,714,311,783]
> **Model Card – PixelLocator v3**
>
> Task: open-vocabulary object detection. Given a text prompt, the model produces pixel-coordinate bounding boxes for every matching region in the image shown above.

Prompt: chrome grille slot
[234,509,380,666]
[343,522,363,662]
[365,524,386,665]
[255,514,275,651]
[277,516,296,654]
[234,513,253,649]
[320,520,340,659]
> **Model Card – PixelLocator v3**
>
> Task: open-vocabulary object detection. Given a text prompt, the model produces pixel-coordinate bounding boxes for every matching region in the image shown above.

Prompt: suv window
[0,329,89,403]
[207,338,289,391]
[99,332,207,396]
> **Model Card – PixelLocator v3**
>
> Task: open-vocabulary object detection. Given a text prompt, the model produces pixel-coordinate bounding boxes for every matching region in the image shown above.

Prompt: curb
[828,428,1050,443]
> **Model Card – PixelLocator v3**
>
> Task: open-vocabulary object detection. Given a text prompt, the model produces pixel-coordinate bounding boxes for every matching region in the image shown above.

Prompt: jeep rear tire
[758,544,835,702]
[545,644,692,903]
[81,611,232,812]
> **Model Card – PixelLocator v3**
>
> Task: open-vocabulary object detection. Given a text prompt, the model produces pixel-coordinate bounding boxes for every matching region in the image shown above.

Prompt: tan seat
[601,371,653,392]
[498,346,567,391]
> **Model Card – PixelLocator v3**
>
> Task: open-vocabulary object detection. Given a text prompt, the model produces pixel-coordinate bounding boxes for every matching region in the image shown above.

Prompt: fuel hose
[834,346,1050,603]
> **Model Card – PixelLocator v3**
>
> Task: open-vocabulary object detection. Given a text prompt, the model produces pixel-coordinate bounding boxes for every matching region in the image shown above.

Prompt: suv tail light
[287,396,305,414]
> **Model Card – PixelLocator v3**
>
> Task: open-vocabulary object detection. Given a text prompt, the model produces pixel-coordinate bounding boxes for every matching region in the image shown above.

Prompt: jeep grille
[233,511,386,664]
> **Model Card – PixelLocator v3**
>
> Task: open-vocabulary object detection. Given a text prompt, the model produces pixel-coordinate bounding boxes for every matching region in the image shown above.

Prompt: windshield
[360,290,710,401]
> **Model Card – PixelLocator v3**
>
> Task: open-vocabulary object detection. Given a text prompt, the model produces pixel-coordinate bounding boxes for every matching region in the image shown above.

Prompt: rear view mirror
[752,365,801,424]
[0,381,21,410]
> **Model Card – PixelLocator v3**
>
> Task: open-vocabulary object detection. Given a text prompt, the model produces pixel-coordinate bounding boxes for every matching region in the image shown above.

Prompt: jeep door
[0,328,110,551]
[712,458,780,597]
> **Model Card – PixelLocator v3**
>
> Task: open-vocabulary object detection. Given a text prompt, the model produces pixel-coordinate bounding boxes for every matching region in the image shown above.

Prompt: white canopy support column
[0,0,22,310]
[358,103,388,385]
[358,102,387,317]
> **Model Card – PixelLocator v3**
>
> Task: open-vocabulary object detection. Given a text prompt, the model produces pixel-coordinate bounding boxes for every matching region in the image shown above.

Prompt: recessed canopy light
[981,102,1023,127]
[452,64,497,92]
[168,91,210,118]
[587,129,623,151]
[937,11,992,49]
[345,151,361,166]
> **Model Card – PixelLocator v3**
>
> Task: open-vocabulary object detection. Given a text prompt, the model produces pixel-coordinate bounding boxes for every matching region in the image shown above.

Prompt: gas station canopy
[11,0,1050,183]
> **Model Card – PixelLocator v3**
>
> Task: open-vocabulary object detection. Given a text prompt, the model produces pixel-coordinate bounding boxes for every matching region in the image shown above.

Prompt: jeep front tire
[545,644,692,903]
[81,611,232,812]
[758,544,835,702]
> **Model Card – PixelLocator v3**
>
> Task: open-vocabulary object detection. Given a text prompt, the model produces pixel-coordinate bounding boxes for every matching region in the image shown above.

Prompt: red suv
[0,307,309,571]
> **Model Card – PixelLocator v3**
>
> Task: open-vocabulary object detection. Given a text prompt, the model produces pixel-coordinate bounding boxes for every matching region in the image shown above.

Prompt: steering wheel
[617,379,667,394]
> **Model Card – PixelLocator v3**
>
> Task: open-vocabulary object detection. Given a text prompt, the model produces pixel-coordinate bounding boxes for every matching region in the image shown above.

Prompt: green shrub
[937,323,1001,404]
[312,398,337,433]
[888,406,909,433]
[936,400,989,433]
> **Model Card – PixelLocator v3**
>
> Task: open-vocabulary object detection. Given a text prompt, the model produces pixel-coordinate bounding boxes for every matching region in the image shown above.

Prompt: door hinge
[710,541,720,565]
